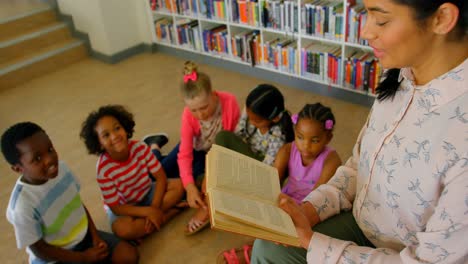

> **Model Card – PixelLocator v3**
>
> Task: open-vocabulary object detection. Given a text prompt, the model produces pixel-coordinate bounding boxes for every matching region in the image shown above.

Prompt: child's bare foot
[185,207,210,235]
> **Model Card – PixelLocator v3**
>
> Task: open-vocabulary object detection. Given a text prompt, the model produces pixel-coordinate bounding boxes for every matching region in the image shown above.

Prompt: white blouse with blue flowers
[304,59,468,263]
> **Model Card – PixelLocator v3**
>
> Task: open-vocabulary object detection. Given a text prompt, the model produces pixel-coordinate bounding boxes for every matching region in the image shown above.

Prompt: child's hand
[144,217,156,233]
[186,184,207,209]
[91,234,108,252]
[146,207,164,231]
[278,193,314,249]
[82,244,109,262]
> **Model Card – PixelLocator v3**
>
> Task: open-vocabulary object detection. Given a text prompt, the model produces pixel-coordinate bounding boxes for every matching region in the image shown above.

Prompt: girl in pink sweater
[149,61,240,235]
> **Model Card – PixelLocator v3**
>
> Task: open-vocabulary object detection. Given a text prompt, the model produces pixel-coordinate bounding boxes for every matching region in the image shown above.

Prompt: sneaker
[142,133,169,149]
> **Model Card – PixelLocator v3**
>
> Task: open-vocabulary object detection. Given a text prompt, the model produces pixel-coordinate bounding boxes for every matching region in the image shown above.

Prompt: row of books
[301,44,341,84]
[175,19,203,50]
[301,0,344,40]
[152,0,372,45]
[261,36,299,74]
[346,2,368,45]
[344,50,381,93]
[231,30,260,64]
[203,25,230,55]
[155,18,176,44]
[231,0,260,27]
[151,0,176,13]
[199,0,228,20]
[154,20,379,92]
[260,0,299,32]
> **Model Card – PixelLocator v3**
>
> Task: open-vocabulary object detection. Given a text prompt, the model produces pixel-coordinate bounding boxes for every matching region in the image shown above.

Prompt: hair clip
[183,71,197,83]
[325,119,334,130]
[291,114,298,124]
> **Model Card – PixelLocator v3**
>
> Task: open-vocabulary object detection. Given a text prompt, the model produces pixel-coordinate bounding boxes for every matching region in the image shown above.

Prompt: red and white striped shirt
[97,140,161,206]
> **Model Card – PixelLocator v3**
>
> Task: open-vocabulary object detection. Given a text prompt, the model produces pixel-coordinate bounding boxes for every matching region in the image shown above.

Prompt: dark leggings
[250,211,375,263]
[152,142,207,180]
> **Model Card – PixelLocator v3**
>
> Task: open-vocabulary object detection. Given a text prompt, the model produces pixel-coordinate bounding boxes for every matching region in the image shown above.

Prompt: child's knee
[175,180,185,196]
[169,179,184,194]
[215,130,233,144]
[112,219,134,239]
[112,241,139,264]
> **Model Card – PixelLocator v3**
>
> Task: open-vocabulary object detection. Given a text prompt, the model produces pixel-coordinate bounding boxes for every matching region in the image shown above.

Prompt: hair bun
[184,61,198,75]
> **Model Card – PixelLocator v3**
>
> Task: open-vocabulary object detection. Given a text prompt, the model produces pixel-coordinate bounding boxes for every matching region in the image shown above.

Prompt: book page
[207,144,281,202]
[210,189,297,237]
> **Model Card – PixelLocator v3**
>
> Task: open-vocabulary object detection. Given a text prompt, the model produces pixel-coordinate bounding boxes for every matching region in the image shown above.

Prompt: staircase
[0,7,87,90]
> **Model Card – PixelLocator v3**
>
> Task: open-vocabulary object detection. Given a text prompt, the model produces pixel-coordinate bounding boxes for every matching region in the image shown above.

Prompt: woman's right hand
[279,193,314,249]
[186,183,207,209]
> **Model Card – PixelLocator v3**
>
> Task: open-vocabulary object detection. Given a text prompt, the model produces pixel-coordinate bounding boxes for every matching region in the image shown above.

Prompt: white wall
[57,0,153,55]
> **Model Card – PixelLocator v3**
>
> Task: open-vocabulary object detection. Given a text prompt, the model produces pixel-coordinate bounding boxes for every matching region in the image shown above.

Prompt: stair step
[0,41,87,90]
[0,23,71,66]
[0,8,57,42]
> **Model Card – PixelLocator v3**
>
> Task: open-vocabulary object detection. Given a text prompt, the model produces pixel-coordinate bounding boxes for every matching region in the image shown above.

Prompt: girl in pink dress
[276,103,342,203]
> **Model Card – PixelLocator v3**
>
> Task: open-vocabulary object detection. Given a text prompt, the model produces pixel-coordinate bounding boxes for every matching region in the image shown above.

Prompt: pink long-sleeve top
[178,91,240,187]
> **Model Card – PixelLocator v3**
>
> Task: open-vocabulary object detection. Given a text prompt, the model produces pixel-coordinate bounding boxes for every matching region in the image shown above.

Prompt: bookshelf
[145,0,379,104]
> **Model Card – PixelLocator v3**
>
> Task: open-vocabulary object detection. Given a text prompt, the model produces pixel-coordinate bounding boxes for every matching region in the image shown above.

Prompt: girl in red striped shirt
[80,105,185,241]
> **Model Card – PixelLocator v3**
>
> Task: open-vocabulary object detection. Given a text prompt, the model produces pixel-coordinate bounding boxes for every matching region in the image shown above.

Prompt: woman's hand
[278,193,314,249]
[186,183,207,209]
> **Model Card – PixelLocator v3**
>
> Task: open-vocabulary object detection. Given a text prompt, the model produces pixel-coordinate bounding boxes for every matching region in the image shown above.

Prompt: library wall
[57,0,152,55]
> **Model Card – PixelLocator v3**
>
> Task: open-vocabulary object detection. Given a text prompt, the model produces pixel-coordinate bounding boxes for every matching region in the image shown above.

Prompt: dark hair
[297,103,336,131]
[1,122,45,165]
[376,0,467,101]
[80,105,135,155]
[246,84,294,142]
[181,61,212,99]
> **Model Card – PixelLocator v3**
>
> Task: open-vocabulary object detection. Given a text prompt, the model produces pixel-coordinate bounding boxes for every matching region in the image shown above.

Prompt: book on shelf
[205,144,300,247]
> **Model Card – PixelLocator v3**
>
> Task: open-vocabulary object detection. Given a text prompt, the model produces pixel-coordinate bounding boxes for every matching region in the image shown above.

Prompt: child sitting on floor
[80,105,185,241]
[217,103,342,263]
[277,103,342,203]
[2,122,138,263]
[215,84,294,165]
[144,61,240,236]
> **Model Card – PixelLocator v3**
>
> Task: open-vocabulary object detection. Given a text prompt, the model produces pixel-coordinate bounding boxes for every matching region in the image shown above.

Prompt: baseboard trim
[91,44,151,64]
[154,44,374,107]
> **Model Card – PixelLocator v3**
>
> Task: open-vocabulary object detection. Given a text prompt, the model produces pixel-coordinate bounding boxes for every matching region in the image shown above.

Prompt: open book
[206,144,300,246]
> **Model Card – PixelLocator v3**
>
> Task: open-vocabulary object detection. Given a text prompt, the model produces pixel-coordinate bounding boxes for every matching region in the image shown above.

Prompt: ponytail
[278,111,294,142]
[376,68,401,102]
[181,60,212,99]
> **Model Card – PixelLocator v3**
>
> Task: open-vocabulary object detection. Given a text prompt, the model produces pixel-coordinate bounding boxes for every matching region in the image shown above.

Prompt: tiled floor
[0,52,370,263]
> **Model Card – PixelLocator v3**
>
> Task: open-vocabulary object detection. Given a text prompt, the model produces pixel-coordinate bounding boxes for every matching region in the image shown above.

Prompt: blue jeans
[152,142,207,180]
[105,182,156,225]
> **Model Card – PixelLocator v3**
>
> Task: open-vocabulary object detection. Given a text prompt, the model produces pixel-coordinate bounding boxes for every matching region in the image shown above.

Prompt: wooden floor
[0,52,370,263]
[0,0,51,21]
